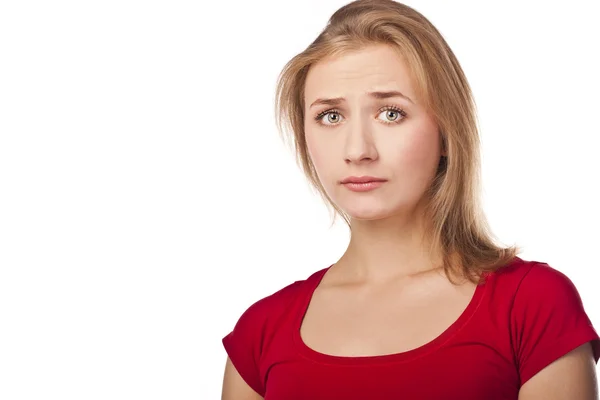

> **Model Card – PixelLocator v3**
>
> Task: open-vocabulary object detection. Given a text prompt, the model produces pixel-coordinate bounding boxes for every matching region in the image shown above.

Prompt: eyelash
[314,105,407,127]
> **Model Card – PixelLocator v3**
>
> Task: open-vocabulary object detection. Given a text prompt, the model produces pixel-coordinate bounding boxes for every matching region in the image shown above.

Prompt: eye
[377,106,406,124]
[315,109,343,126]
[314,105,406,127]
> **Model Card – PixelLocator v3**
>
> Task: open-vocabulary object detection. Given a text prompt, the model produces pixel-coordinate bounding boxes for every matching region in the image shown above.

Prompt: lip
[340,176,387,184]
[342,180,386,192]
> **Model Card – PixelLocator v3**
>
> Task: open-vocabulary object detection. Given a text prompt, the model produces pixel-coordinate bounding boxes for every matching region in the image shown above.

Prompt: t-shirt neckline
[292,263,491,366]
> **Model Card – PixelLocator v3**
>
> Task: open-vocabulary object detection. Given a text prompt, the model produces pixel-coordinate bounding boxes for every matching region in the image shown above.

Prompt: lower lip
[342,181,386,192]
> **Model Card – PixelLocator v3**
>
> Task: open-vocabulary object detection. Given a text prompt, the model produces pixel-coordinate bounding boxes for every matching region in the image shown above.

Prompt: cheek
[305,132,331,181]
[389,131,441,192]
[398,131,440,168]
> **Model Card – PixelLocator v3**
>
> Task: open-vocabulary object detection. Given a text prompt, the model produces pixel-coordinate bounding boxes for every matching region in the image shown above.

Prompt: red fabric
[222,257,600,399]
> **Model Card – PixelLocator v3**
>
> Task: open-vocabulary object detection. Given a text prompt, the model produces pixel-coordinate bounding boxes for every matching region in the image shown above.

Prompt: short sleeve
[222,298,268,396]
[510,262,600,386]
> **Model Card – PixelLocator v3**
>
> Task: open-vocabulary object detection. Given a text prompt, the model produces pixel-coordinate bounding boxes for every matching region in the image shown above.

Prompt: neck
[335,204,442,284]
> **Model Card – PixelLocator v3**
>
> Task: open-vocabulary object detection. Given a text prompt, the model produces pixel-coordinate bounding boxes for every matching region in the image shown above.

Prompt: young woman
[221,1,600,398]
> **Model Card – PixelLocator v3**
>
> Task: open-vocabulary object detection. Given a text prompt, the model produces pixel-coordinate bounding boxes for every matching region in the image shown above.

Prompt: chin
[348,214,388,221]
[341,203,396,221]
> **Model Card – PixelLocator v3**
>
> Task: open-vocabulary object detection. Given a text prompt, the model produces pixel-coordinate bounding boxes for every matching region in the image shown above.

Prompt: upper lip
[341,176,387,184]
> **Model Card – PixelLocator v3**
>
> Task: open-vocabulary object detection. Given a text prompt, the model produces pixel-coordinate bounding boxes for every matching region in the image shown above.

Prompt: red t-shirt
[222,257,600,399]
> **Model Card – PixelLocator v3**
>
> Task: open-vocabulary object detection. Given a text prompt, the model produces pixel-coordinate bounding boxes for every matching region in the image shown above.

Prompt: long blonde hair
[274,0,520,284]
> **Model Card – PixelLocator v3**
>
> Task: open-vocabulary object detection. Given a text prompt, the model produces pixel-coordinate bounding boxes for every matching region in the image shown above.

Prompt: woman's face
[303,44,444,221]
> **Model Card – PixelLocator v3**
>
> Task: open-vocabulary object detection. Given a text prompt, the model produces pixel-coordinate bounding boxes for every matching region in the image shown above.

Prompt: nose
[344,118,378,164]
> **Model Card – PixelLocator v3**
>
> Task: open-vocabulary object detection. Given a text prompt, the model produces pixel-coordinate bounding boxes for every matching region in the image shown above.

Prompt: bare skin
[300,263,476,358]
[304,44,445,284]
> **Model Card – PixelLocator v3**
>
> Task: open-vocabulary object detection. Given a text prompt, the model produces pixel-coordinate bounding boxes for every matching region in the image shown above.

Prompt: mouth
[341,180,387,192]
[340,176,387,184]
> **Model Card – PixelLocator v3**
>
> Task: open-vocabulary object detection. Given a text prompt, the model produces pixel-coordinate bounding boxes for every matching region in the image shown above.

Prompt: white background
[1,0,598,398]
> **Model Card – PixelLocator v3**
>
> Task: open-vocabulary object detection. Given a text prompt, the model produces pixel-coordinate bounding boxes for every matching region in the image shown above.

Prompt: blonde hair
[274,0,520,284]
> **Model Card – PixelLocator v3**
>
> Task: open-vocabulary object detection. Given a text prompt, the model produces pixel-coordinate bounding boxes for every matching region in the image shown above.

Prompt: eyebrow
[308,90,414,109]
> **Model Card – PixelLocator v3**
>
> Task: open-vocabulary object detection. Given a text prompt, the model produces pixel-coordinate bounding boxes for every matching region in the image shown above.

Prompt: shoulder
[488,256,576,297]
[517,260,580,297]
[492,257,600,385]
[503,256,596,335]
[234,279,305,328]
[491,256,587,308]
[223,265,328,339]
[221,267,323,396]
[239,266,325,320]
[221,265,329,395]
[489,256,593,323]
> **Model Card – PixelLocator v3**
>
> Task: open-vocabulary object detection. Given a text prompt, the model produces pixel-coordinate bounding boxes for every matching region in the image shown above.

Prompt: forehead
[304,44,417,105]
